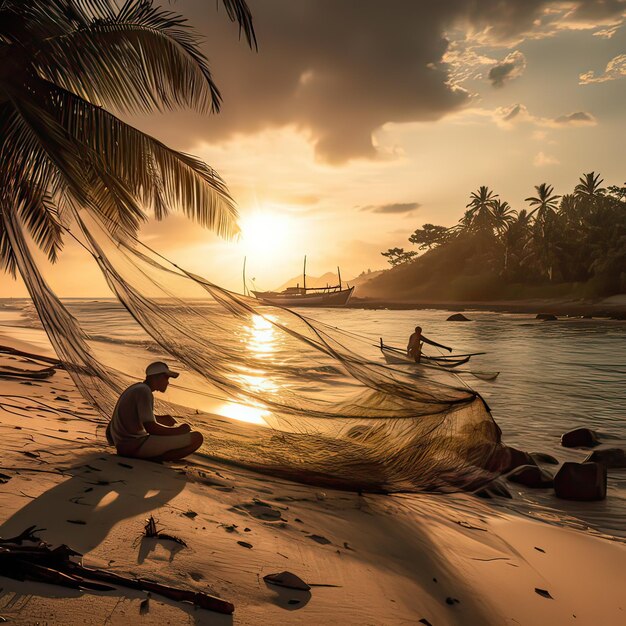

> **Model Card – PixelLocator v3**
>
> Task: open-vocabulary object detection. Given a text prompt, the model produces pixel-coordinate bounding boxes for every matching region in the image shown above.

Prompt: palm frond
[4,76,239,240]
[44,79,239,237]
[219,0,257,50]
[33,1,221,113]
[0,210,18,276]
[18,188,65,263]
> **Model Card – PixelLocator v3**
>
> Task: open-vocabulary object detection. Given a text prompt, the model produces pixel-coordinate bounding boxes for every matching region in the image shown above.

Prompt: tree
[491,200,516,236]
[408,224,450,250]
[381,248,417,267]
[525,183,561,222]
[574,171,605,200]
[0,0,256,277]
[465,186,498,232]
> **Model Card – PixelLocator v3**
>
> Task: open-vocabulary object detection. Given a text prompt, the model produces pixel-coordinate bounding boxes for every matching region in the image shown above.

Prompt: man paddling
[407,326,452,363]
[106,361,203,461]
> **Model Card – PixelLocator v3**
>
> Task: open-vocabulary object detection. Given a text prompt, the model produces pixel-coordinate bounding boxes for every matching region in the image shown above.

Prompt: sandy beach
[1,330,624,626]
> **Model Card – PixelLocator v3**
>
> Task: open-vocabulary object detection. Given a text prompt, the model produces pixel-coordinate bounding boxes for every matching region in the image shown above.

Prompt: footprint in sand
[231,500,283,522]
[308,534,331,545]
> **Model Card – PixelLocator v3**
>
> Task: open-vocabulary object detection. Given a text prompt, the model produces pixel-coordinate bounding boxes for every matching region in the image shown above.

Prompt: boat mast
[242,256,248,296]
[337,266,342,289]
[303,255,307,291]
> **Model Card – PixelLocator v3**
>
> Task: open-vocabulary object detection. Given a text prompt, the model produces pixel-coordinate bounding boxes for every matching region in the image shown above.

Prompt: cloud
[494,104,596,129]
[561,0,626,28]
[129,1,624,164]
[361,202,421,214]
[553,111,596,125]
[534,151,560,166]
[501,103,527,122]
[579,53,626,84]
[488,51,527,87]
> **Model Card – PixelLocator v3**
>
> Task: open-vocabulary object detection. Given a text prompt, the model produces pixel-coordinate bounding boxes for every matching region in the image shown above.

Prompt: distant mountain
[275,271,342,291]
[275,269,385,293]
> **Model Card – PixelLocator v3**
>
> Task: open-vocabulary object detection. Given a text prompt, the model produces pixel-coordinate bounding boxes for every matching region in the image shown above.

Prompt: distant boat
[249,256,354,307]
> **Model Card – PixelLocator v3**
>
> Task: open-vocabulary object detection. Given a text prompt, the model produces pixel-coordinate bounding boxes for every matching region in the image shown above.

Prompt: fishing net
[8,211,503,492]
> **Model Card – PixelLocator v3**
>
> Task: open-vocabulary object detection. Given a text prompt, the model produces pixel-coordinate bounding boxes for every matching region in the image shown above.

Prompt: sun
[240,211,291,257]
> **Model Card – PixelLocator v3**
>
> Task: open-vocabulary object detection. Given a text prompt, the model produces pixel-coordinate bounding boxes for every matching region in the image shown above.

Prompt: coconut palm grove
[379,172,626,301]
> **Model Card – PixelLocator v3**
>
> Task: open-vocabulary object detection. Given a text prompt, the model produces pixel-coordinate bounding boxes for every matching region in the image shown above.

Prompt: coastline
[347,295,626,318]
[1,330,625,624]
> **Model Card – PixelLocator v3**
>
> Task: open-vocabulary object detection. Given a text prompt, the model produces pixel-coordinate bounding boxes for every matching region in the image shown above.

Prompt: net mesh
[9,211,503,492]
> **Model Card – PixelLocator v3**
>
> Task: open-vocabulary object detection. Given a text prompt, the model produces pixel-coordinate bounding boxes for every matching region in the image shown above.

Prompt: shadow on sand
[0,452,232,624]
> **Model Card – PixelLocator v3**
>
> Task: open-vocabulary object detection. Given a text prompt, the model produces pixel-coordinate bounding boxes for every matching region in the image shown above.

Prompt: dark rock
[237,541,253,549]
[447,313,470,321]
[486,445,537,474]
[561,427,599,448]
[474,478,513,499]
[264,571,310,591]
[530,452,560,465]
[506,464,554,488]
[554,462,607,501]
[535,588,553,599]
[583,448,626,469]
[536,313,557,321]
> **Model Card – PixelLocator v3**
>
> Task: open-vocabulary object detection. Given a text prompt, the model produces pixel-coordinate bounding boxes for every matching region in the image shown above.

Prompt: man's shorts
[127,432,195,459]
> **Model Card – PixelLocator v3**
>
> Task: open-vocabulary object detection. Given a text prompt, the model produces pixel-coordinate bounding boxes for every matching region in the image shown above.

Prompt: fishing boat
[249,256,354,307]
[379,340,499,381]
[379,342,472,367]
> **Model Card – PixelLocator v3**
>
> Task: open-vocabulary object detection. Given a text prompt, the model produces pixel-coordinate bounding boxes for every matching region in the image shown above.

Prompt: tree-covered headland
[373,173,626,301]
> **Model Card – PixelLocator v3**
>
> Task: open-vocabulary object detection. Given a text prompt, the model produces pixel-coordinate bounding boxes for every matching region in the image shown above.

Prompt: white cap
[145,361,179,378]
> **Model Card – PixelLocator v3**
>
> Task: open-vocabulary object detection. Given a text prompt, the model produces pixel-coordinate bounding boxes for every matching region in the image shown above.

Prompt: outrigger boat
[249,256,354,307]
[379,340,499,381]
[379,340,477,367]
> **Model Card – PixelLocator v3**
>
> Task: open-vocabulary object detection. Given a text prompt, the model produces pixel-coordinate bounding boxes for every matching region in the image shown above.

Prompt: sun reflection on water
[219,314,280,425]
[247,314,276,356]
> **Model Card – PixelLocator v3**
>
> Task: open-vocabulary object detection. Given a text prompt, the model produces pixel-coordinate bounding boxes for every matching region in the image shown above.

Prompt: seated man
[106,361,203,461]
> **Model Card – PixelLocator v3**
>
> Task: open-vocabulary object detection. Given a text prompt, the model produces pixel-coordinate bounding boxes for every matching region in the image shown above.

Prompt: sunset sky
[3,0,625,297]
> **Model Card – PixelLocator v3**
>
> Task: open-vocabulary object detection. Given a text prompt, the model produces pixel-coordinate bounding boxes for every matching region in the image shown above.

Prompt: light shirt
[109,382,156,450]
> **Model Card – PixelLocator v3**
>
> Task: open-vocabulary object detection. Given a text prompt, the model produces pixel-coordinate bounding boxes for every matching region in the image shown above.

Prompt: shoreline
[347,296,626,318]
[3,296,626,319]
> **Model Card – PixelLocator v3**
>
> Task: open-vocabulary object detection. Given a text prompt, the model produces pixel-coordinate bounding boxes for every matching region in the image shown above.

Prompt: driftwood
[0,526,234,615]
[0,366,57,380]
[0,345,61,367]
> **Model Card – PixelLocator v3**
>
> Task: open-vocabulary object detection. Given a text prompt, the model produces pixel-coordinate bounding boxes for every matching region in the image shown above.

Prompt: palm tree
[525,184,563,281]
[465,186,498,232]
[0,0,256,277]
[491,200,515,236]
[525,183,561,223]
[501,209,533,277]
[574,171,605,200]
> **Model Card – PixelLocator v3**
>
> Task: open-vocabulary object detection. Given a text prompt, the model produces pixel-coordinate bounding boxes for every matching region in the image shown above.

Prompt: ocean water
[1,298,624,539]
